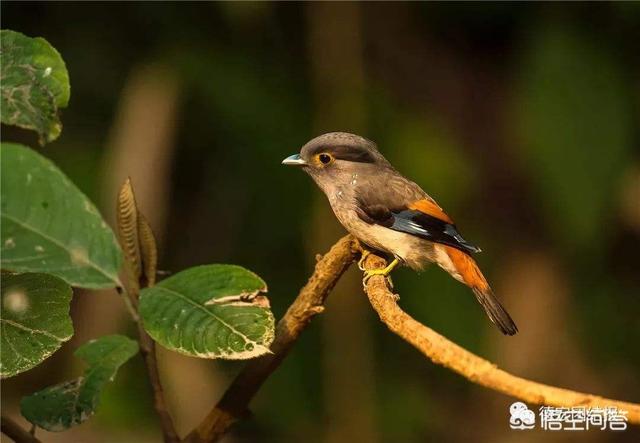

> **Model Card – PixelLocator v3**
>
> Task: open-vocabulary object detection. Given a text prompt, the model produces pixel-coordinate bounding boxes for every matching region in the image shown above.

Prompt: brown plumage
[283,132,517,335]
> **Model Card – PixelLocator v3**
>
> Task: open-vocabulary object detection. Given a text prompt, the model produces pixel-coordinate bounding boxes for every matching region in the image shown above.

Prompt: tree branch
[138,325,180,443]
[361,251,640,425]
[183,235,359,443]
[117,286,179,443]
[184,234,638,443]
[1,416,40,443]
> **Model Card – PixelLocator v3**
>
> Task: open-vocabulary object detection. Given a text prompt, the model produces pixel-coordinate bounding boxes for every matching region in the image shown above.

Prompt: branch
[116,180,179,443]
[116,286,179,443]
[1,416,40,443]
[183,235,359,443]
[138,324,180,442]
[361,251,640,425]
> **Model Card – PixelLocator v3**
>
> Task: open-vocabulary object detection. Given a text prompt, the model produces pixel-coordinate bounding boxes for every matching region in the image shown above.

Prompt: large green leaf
[139,265,275,359]
[1,143,122,288]
[0,30,70,144]
[1,272,73,378]
[20,335,138,431]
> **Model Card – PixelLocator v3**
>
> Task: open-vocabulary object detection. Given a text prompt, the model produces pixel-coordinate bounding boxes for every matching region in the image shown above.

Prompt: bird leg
[362,258,399,288]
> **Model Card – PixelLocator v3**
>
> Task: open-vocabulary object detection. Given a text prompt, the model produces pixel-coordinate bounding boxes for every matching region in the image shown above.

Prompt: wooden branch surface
[1,416,41,443]
[361,251,640,424]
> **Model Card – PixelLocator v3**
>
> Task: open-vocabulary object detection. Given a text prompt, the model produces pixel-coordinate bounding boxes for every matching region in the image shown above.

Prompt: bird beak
[282,154,307,166]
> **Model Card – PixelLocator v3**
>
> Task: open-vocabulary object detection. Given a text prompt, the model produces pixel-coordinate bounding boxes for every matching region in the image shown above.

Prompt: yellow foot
[362,258,399,288]
[362,271,394,289]
[357,249,372,271]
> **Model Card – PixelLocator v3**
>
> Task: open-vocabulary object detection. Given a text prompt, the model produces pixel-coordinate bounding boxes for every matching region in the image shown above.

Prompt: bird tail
[471,287,518,336]
[441,245,518,335]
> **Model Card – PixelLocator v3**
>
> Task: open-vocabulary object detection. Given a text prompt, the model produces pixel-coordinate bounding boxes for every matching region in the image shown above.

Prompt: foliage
[0,30,70,145]
[20,335,139,431]
[0,272,73,378]
[1,142,122,289]
[2,3,638,441]
[139,265,275,359]
[0,28,276,436]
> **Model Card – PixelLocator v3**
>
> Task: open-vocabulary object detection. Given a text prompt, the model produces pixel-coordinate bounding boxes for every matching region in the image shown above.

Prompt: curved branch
[1,416,40,443]
[361,251,640,425]
[183,235,359,443]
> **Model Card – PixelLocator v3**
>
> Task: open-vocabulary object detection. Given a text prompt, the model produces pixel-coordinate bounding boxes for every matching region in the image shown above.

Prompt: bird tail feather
[472,287,518,336]
[442,245,518,335]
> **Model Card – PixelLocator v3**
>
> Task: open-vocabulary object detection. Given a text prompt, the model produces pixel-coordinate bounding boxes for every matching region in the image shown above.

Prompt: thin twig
[361,251,640,425]
[116,179,179,443]
[183,235,359,443]
[116,285,179,442]
[137,324,180,443]
[121,272,179,443]
[1,416,41,443]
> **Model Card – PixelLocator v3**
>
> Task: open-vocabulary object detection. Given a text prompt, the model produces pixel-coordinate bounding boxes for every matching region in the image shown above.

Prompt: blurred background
[2,2,639,443]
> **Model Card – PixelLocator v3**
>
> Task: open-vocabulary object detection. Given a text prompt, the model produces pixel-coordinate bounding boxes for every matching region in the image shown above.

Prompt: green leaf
[20,335,138,431]
[1,143,122,289]
[0,30,70,144]
[1,272,73,378]
[139,265,275,359]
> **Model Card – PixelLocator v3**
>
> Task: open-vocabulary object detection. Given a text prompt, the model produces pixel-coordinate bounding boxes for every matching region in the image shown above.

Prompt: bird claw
[361,258,399,290]
[357,250,371,271]
[362,269,394,290]
[388,291,400,302]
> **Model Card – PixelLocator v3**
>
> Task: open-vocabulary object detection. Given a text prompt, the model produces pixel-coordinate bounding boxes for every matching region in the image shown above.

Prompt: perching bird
[282,132,518,335]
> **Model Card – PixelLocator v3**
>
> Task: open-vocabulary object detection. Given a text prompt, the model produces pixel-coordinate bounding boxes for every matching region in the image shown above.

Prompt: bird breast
[328,190,434,270]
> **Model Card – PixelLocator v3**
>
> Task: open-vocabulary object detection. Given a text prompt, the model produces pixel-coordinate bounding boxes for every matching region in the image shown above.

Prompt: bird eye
[318,153,333,165]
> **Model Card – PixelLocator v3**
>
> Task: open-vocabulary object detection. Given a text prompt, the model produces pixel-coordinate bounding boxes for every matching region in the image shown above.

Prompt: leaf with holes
[20,334,138,431]
[1,272,73,378]
[0,30,70,144]
[1,143,122,288]
[139,265,275,359]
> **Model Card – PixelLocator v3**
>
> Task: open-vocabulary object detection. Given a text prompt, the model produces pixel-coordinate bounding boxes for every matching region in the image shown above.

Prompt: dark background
[2,2,639,442]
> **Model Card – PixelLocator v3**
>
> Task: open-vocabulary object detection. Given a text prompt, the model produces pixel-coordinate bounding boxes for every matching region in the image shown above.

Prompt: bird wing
[356,195,481,255]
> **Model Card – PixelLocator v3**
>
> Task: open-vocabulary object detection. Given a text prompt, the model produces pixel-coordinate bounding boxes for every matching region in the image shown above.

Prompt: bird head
[282,132,389,194]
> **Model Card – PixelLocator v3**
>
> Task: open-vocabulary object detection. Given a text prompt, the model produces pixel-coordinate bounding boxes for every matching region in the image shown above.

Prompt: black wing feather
[389,210,481,254]
[354,176,481,255]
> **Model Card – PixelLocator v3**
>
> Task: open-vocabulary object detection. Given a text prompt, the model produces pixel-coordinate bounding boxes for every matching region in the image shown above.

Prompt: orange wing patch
[444,245,489,291]
[408,199,454,224]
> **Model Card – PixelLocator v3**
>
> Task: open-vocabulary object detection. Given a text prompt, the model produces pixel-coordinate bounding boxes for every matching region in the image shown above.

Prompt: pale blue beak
[282,154,307,166]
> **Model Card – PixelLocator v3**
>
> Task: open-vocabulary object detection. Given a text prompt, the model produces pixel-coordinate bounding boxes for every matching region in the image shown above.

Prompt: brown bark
[1,416,40,443]
[361,251,640,425]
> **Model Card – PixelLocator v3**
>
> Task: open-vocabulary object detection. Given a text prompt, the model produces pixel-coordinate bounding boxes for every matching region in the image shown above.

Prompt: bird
[282,132,518,335]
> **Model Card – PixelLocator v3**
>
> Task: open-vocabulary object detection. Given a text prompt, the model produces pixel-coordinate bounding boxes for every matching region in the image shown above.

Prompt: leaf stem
[115,286,139,321]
